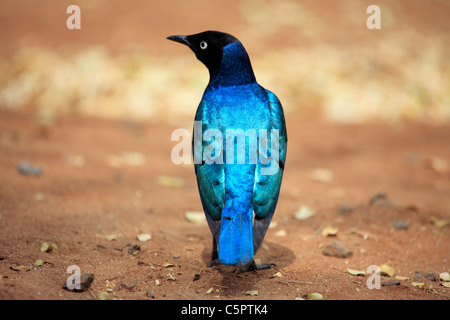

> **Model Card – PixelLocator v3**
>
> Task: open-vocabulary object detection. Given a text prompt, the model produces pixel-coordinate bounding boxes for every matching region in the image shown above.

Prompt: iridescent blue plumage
[168,31,287,270]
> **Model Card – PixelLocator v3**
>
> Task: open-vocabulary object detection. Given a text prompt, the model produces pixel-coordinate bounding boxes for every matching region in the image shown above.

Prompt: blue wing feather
[252,88,287,253]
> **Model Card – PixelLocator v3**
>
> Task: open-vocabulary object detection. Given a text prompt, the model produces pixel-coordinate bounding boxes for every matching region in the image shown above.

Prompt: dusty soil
[0,0,449,301]
[1,110,449,300]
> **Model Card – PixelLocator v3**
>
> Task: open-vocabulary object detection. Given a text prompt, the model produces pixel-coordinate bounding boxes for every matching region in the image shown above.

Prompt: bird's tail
[218,204,254,267]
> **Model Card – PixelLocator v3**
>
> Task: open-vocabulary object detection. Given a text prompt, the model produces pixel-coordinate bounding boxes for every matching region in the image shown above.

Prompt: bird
[167,31,287,271]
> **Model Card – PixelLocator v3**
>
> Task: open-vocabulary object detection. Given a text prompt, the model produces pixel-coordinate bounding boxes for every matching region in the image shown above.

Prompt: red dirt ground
[0,0,449,300]
[1,110,449,300]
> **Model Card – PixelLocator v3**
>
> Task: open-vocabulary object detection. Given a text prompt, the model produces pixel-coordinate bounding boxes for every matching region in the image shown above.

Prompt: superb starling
[167,31,287,271]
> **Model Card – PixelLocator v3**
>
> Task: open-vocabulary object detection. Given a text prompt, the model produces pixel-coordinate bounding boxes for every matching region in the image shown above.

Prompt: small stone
[322,241,353,258]
[146,289,155,298]
[337,203,355,214]
[381,280,401,287]
[369,192,396,207]
[128,244,140,255]
[17,161,42,176]
[415,271,438,282]
[192,274,201,281]
[63,273,95,292]
[393,221,409,230]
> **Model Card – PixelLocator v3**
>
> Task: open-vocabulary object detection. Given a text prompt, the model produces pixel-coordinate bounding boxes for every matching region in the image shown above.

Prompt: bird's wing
[252,88,287,253]
[194,102,225,240]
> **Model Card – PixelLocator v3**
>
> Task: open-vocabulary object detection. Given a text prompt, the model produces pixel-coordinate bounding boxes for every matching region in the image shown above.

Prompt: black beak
[167,35,190,47]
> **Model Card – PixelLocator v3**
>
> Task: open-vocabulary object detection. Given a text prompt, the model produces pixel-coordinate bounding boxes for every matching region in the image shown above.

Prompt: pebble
[128,244,140,255]
[393,220,409,230]
[415,271,438,282]
[63,273,95,292]
[337,203,355,214]
[322,241,353,258]
[17,161,42,176]
[146,289,155,298]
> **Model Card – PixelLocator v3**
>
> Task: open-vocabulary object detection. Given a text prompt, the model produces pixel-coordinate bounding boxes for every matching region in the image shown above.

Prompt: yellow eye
[200,41,208,50]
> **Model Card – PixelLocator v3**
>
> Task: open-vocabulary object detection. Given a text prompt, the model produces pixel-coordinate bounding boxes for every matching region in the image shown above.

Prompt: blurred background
[1,0,449,124]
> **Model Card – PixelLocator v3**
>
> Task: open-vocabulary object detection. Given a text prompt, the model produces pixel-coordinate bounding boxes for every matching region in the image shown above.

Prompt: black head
[167,31,239,76]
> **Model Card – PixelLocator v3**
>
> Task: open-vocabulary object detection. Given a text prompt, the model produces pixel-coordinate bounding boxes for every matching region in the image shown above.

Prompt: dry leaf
[34,259,43,266]
[137,233,152,242]
[65,154,86,167]
[428,156,448,173]
[347,268,365,276]
[157,175,184,187]
[293,206,316,220]
[429,216,449,228]
[310,168,334,183]
[439,272,450,282]
[307,292,324,300]
[246,290,258,296]
[442,282,450,288]
[322,226,338,237]
[184,211,206,224]
[206,287,213,294]
[96,233,118,241]
[162,263,174,268]
[121,152,146,166]
[379,263,395,277]
[270,272,283,278]
[412,282,425,287]
[40,241,57,252]
[10,265,28,272]
[97,291,110,300]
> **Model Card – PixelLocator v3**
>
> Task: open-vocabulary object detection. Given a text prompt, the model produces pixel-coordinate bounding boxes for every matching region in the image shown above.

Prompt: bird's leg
[234,260,277,273]
[209,237,220,267]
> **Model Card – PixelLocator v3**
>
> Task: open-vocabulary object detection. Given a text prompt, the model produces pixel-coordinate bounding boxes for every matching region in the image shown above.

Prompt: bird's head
[167,31,238,74]
[167,31,255,86]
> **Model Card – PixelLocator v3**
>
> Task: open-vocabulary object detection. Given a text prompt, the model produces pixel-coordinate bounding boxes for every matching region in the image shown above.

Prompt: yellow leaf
[430,216,449,228]
[40,241,57,252]
[137,233,152,242]
[322,226,338,237]
[439,272,450,281]
[347,268,365,276]
[34,259,43,266]
[157,175,184,187]
[412,282,425,287]
[379,263,395,277]
[307,293,324,300]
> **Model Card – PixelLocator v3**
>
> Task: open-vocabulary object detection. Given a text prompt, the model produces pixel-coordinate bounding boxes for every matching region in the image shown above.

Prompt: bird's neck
[208,42,256,89]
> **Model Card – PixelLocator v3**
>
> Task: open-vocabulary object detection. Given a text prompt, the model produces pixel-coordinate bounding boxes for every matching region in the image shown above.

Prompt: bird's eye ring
[200,41,208,50]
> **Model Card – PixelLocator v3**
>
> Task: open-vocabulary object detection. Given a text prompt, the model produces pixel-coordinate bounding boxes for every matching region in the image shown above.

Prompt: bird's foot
[234,260,277,273]
[209,258,221,267]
